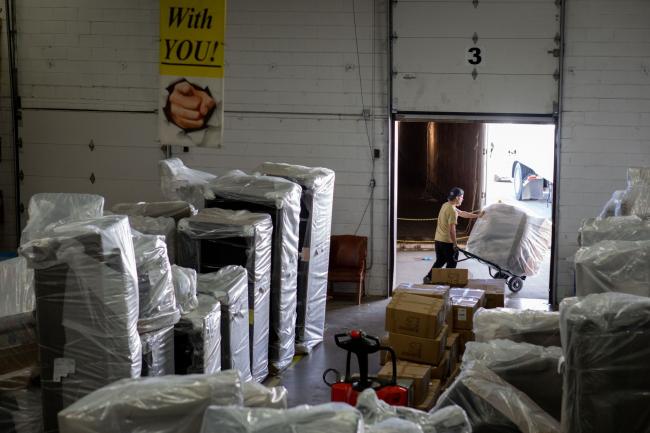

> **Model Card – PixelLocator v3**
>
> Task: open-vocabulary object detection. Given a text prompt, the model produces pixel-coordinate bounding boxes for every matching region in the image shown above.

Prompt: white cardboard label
[457,308,467,322]
[53,358,76,382]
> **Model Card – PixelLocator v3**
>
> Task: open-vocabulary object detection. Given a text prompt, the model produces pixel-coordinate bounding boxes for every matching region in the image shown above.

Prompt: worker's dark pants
[432,241,458,269]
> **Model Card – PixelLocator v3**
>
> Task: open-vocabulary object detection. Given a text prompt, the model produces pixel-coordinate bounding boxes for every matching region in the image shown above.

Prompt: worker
[424,187,481,282]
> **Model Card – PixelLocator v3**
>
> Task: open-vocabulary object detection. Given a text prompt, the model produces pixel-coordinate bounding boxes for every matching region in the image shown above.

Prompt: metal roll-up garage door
[392,0,561,115]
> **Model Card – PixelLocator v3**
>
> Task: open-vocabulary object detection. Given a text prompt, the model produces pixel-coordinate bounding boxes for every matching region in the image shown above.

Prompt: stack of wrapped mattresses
[467,203,552,276]
[205,170,301,373]
[256,162,335,354]
[177,208,272,382]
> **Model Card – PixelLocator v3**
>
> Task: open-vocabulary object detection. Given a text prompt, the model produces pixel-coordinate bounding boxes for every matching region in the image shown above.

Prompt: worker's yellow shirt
[435,202,458,243]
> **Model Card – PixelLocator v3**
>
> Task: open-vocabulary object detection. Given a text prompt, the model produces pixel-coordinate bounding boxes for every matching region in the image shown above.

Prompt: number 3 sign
[468,47,482,65]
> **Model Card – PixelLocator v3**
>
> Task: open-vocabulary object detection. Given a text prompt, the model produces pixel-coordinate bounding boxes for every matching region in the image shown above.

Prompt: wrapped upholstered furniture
[205,170,301,373]
[256,162,335,355]
[178,208,272,381]
[159,158,217,210]
[560,292,650,433]
[174,293,221,375]
[473,308,561,347]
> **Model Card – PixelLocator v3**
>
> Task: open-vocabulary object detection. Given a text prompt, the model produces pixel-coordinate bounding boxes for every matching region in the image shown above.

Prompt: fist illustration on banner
[164,79,217,131]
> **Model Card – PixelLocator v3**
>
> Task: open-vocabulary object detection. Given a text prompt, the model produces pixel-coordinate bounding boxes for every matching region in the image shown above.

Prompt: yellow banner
[160,0,226,78]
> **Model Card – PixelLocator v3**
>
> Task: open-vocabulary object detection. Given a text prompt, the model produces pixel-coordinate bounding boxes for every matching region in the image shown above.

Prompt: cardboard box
[428,268,469,286]
[378,360,431,405]
[414,380,442,411]
[393,283,450,305]
[456,329,474,355]
[450,288,485,330]
[389,324,448,365]
[386,292,445,339]
[446,332,460,363]
[456,279,505,309]
[430,350,450,381]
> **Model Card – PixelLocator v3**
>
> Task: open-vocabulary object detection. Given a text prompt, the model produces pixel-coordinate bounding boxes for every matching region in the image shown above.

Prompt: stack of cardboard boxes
[381,269,506,410]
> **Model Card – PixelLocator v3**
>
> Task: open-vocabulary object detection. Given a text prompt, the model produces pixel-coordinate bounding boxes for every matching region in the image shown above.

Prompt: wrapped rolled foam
[159,158,216,209]
[199,403,363,433]
[0,257,35,317]
[171,265,199,314]
[255,162,335,355]
[356,389,471,433]
[560,292,650,433]
[467,203,551,276]
[574,240,650,297]
[462,340,562,420]
[578,215,650,247]
[434,364,560,433]
[473,308,561,347]
[242,382,288,409]
[20,193,104,244]
[132,232,179,332]
[58,370,242,433]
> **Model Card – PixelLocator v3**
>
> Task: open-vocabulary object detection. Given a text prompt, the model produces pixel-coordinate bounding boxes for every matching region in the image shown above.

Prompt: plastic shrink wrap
[462,340,562,420]
[58,370,242,433]
[256,162,335,355]
[578,215,650,247]
[367,418,424,433]
[242,382,288,409]
[174,294,221,375]
[198,267,252,382]
[21,193,104,245]
[560,292,650,433]
[0,383,42,433]
[574,240,650,297]
[159,158,216,209]
[171,265,199,314]
[140,326,175,377]
[200,403,363,433]
[206,170,301,373]
[473,308,561,347]
[467,203,552,276]
[132,233,180,332]
[178,208,272,382]
[19,215,142,433]
[356,389,471,433]
[128,215,177,263]
[434,364,560,433]
[112,200,197,222]
[0,257,35,317]
[598,190,625,219]
[616,166,650,219]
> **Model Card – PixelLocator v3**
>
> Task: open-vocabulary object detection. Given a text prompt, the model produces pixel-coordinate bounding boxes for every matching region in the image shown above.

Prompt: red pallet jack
[323,329,409,406]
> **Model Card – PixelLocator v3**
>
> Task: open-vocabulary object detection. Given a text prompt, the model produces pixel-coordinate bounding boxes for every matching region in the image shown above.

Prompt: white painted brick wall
[556,0,650,300]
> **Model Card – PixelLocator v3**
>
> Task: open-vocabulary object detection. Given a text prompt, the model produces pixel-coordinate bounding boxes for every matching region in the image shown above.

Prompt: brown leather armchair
[328,235,368,304]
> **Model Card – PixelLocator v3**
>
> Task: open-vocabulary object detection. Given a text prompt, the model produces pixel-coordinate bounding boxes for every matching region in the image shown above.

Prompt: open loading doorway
[395,120,556,305]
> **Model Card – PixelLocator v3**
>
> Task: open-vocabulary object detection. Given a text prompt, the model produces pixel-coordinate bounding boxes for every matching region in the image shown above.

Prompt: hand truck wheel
[507,276,524,293]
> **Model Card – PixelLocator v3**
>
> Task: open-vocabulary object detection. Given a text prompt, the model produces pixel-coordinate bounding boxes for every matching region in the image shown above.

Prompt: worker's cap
[448,187,464,200]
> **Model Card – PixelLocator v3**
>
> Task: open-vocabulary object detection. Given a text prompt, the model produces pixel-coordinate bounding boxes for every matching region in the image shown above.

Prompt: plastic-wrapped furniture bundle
[467,203,552,276]
[0,313,38,378]
[560,292,650,433]
[473,308,561,347]
[206,170,301,373]
[174,294,221,375]
[356,389,471,433]
[242,381,288,409]
[578,215,650,247]
[140,326,175,377]
[574,240,650,297]
[367,418,424,433]
[132,233,180,332]
[200,403,363,433]
[112,200,197,222]
[434,364,560,433]
[0,387,42,433]
[177,208,272,382]
[128,215,177,263]
[19,215,142,433]
[58,370,242,433]
[159,158,217,209]
[171,265,199,314]
[616,166,650,219]
[256,162,335,355]
[0,257,35,317]
[598,190,625,219]
[20,193,104,244]
[463,340,562,420]
[198,267,252,382]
